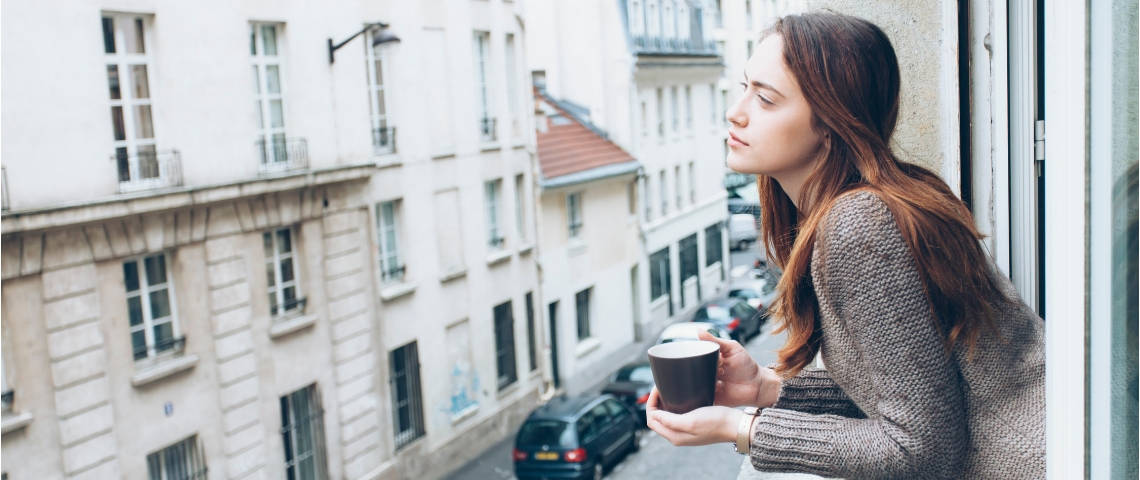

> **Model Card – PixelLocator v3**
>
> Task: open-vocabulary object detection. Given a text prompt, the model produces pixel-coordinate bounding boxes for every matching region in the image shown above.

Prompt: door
[547,301,561,389]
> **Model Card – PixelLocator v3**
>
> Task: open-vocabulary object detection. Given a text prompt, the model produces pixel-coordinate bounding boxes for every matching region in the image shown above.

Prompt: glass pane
[102,17,115,54]
[146,451,162,480]
[130,65,150,99]
[123,261,140,292]
[111,106,126,141]
[149,289,171,320]
[128,296,143,326]
[277,229,292,254]
[125,17,145,54]
[269,100,284,128]
[269,293,278,316]
[153,321,173,351]
[266,261,276,287]
[144,255,167,285]
[272,133,287,163]
[263,232,273,256]
[106,65,121,99]
[116,147,130,182]
[255,101,264,129]
[283,286,296,308]
[265,65,280,94]
[137,145,158,179]
[132,329,148,360]
[250,26,257,56]
[252,65,261,94]
[134,105,154,139]
[281,259,294,283]
[261,24,277,56]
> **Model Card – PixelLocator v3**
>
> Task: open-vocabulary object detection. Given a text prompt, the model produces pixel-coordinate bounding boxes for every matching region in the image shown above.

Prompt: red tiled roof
[535,92,636,180]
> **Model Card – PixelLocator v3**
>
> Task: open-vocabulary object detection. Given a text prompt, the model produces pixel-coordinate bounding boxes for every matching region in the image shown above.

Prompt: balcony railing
[257,137,309,174]
[631,35,717,55]
[372,126,397,155]
[381,263,406,283]
[479,117,498,143]
[488,234,505,249]
[1,389,12,412]
[133,335,186,361]
[113,149,183,194]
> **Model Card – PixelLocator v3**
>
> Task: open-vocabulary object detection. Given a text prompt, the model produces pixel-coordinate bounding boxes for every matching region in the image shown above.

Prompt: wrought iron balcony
[372,126,398,154]
[381,263,406,282]
[479,117,498,143]
[256,137,309,173]
[488,235,505,249]
[113,149,183,194]
[631,35,717,56]
[133,335,186,360]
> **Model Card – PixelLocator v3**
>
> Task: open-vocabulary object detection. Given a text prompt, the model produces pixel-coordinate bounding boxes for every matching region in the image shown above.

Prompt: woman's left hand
[645,388,743,446]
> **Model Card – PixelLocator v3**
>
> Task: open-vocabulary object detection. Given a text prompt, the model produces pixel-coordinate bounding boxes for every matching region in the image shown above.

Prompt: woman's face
[725,35,824,177]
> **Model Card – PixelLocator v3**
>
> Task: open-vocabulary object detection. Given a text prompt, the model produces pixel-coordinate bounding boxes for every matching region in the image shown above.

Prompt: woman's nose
[726,96,747,127]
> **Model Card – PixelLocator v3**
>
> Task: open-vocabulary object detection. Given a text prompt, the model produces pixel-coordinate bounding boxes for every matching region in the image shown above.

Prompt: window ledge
[512,142,527,150]
[575,337,601,358]
[269,313,318,339]
[132,354,199,388]
[568,240,587,257]
[380,282,417,302]
[480,143,502,153]
[486,249,512,267]
[440,267,468,284]
[431,151,457,160]
[374,154,402,168]
[1,411,33,435]
[496,380,521,400]
[517,243,535,256]
[449,405,479,425]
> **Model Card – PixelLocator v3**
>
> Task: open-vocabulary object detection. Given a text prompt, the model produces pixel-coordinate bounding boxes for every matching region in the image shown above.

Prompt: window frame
[364,27,393,154]
[102,13,160,190]
[279,384,329,480]
[473,31,496,142]
[264,227,303,317]
[146,435,208,480]
[390,341,426,449]
[123,253,181,361]
[575,287,592,340]
[493,301,518,390]
[567,192,583,239]
[485,179,505,249]
[251,22,289,168]
[375,200,405,284]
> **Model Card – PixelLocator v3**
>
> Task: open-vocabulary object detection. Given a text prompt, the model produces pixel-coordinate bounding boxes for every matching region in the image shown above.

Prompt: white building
[1,1,546,479]
[527,0,731,351]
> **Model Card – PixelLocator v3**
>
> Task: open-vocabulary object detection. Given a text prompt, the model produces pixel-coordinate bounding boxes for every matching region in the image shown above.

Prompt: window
[705,223,723,267]
[747,40,754,58]
[745,0,753,27]
[251,23,289,167]
[641,100,649,137]
[390,342,425,449]
[147,435,207,480]
[659,170,668,216]
[515,174,527,243]
[575,288,592,340]
[675,165,683,209]
[365,26,393,154]
[629,1,644,36]
[684,85,692,130]
[124,254,180,361]
[650,247,671,301]
[688,161,696,203]
[670,86,679,132]
[680,233,699,282]
[567,192,583,239]
[485,179,505,249]
[264,228,303,316]
[656,88,665,138]
[493,301,517,390]
[474,31,495,142]
[375,200,405,283]
[643,176,652,221]
[280,385,328,480]
[102,14,160,189]
[506,34,521,137]
[525,292,538,372]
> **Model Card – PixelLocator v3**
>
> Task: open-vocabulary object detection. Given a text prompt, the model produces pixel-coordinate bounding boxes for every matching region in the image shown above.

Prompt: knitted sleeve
[748,191,968,479]
[770,367,865,419]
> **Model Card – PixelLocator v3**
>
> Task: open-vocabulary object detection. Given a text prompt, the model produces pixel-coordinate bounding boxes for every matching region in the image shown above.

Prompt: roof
[529,394,605,420]
[534,89,640,188]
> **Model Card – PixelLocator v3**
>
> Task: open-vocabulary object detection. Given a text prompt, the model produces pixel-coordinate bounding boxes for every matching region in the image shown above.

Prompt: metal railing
[256,137,309,173]
[381,264,406,283]
[479,117,498,143]
[134,335,186,360]
[113,149,183,194]
[488,234,505,249]
[1,390,12,412]
[372,126,397,155]
[631,35,717,55]
[272,297,308,317]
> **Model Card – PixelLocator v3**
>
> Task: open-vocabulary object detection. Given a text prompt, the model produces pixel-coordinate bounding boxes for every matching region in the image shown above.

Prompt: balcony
[372,126,398,155]
[631,35,718,56]
[479,117,498,143]
[114,149,183,194]
[257,137,309,174]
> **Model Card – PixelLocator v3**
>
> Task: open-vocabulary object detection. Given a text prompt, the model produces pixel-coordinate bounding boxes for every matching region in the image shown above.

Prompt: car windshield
[517,420,576,448]
[614,365,653,383]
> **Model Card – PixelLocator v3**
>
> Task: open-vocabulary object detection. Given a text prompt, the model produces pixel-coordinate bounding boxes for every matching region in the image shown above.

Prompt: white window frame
[251,22,289,169]
[280,384,329,479]
[567,192,583,239]
[264,227,302,317]
[659,170,668,216]
[514,174,528,244]
[146,435,207,480]
[103,13,161,192]
[688,161,696,204]
[674,165,682,209]
[365,28,393,155]
[485,179,505,249]
[505,34,521,139]
[376,200,405,284]
[124,253,180,361]
[671,86,679,132]
[656,88,665,138]
[684,85,692,130]
[474,31,496,143]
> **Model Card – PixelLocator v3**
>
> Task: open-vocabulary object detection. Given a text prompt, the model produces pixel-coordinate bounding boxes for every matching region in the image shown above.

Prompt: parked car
[600,361,654,426]
[513,394,640,480]
[728,213,759,251]
[727,278,778,313]
[691,298,764,343]
[655,321,732,345]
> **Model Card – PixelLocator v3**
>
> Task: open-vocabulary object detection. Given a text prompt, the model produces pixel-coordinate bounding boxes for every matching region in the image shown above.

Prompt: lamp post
[328,22,400,64]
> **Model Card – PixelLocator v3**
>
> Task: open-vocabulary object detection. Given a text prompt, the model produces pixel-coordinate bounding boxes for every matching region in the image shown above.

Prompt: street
[446,248,821,480]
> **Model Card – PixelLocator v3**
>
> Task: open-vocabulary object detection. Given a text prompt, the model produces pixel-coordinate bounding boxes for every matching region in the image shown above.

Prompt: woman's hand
[645,388,742,446]
[697,330,781,408]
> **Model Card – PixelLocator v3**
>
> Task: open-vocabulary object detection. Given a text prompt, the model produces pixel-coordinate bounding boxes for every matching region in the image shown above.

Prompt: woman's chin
[726,152,766,175]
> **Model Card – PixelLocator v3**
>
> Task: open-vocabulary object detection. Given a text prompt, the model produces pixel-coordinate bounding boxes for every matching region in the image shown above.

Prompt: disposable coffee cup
[647,340,719,414]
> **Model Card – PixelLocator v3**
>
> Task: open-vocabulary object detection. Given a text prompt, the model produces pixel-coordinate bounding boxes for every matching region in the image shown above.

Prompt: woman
[645,12,1045,479]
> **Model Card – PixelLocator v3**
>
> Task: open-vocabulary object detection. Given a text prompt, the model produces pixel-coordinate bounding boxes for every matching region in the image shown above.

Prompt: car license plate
[535,452,559,461]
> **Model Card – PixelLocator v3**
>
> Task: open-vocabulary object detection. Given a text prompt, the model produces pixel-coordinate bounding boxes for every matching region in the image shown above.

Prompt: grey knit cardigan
[748,191,1045,479]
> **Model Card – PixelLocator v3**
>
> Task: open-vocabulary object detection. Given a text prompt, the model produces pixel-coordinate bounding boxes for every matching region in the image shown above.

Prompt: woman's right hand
[697,330,780,408]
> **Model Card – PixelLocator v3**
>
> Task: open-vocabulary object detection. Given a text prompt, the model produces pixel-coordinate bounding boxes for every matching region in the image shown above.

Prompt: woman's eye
[738,81,748,91]
[757,94,774,105]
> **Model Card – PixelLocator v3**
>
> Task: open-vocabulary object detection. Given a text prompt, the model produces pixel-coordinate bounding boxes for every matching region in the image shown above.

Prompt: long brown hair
[760,12,1005,378]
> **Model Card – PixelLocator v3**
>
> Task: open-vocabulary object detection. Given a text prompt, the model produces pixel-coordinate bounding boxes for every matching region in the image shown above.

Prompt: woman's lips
[728,132,750,147]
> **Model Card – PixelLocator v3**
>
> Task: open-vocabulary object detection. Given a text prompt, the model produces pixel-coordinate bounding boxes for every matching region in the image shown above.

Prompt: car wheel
[629,429,641,453]
[593,461,604,480]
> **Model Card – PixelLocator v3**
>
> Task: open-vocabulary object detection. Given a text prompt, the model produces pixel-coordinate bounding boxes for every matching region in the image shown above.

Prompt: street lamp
[328,22,400,64]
